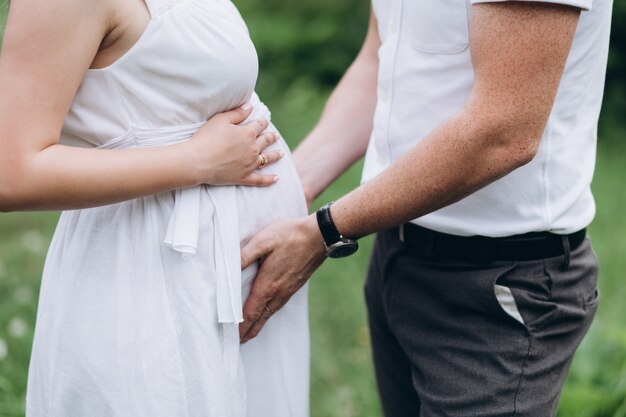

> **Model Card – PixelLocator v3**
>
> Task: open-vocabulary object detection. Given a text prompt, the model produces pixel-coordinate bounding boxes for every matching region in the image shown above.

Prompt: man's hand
[239,215,327,343]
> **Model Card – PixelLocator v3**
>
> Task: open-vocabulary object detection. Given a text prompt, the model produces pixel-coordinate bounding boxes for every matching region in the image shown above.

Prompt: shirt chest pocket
[409,0,470,55]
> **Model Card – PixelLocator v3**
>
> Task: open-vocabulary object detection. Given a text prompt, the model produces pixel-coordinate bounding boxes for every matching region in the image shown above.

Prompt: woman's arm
[0,0,280,212]
[292,10,380,205]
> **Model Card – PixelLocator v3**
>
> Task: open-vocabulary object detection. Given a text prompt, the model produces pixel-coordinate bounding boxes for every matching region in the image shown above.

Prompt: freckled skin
[332,3,580,238]
[239,3,582,341]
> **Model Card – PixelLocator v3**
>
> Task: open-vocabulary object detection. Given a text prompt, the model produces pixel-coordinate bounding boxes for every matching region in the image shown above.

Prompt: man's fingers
[240,282,307,343]
[241,316,267,343]
[239,305,270,343]
[239,280,275,339]
[240,234,269,270]
[240,297,283,343]
[240,172,279,187]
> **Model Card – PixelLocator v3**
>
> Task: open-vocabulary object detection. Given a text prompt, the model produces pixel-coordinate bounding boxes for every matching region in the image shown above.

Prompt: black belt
[396,223,587,262]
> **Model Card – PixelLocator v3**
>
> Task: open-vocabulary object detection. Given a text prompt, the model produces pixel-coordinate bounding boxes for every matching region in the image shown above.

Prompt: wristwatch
[316,202,359,258]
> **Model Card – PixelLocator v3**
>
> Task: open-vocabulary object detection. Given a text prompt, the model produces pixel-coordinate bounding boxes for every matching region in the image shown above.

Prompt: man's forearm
[330,108,539,239]
[237,106,538,342]
[329,3,580,239]
[238,2,582,343]
[293,11,380,204]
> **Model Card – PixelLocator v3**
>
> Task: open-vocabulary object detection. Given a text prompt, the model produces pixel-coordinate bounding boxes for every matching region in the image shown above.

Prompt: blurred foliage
[0,1,625,417]
[236,0,369,100]
[0,1,6,47]
[600,0,626,139]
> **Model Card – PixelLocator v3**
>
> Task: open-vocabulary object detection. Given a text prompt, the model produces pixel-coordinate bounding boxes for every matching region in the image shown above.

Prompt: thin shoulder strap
[142,0,157,18]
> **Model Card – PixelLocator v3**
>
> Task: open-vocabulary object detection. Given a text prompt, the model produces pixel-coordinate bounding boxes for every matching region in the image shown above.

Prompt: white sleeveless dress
[25,1,309,416]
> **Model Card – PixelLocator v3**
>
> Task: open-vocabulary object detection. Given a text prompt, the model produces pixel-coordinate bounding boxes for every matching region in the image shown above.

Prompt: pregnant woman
[0,0,309,416]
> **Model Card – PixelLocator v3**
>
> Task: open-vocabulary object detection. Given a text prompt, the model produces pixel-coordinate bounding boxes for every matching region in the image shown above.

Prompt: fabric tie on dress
[98,92,271,327]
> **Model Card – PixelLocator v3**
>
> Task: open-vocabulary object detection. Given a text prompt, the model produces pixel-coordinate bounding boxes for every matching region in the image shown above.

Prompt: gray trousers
[365,228,599,417]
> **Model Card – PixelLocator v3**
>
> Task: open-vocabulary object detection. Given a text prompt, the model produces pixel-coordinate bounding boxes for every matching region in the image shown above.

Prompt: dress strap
[143,0,158,17]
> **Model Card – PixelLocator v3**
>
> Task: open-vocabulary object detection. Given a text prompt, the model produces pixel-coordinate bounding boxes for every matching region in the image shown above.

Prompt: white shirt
[363,0,613,237]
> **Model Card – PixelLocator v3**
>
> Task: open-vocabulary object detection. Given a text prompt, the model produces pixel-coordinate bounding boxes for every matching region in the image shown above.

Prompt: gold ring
[258,153,268,168]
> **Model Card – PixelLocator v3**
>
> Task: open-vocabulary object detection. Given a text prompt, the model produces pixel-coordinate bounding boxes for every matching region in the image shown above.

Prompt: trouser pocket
[494,238,600,334]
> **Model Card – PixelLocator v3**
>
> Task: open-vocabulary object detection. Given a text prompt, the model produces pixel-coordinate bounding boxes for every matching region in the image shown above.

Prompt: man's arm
[331,2,581,237]
[239,2,581,342]
[293,11,380,205]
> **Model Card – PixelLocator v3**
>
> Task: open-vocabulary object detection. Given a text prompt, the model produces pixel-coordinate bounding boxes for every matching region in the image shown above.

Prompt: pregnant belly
[236,125,308,245]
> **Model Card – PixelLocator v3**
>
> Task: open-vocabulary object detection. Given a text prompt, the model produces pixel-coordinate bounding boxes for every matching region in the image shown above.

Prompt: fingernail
[273,176,280,183]
[241,102,252,111]
[278,150,285,157]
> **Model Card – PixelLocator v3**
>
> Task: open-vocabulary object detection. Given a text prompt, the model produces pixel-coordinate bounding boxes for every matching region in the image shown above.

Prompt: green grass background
[1,1,625,416]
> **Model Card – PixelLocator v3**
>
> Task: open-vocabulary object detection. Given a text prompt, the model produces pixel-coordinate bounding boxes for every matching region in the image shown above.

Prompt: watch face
[328,242,359,258]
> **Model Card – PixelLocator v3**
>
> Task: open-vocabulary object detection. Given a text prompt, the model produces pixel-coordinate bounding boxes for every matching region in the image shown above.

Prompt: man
[240,0,612,415]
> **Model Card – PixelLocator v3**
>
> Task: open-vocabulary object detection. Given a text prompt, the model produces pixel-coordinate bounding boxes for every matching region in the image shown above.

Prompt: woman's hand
[189,106,285,187]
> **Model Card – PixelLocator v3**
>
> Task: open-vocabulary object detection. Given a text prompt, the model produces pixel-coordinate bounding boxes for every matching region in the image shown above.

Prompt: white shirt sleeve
[470,0,593,11]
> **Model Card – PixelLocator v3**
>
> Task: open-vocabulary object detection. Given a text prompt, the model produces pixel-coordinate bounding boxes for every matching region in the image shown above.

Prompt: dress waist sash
[97,93,271,327]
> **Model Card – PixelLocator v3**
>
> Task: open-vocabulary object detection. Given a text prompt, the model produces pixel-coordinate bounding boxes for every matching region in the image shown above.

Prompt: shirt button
[390,23,398,34]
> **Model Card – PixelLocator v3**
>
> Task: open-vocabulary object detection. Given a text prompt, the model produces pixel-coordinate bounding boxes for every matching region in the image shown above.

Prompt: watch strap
[316,203,342,246]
